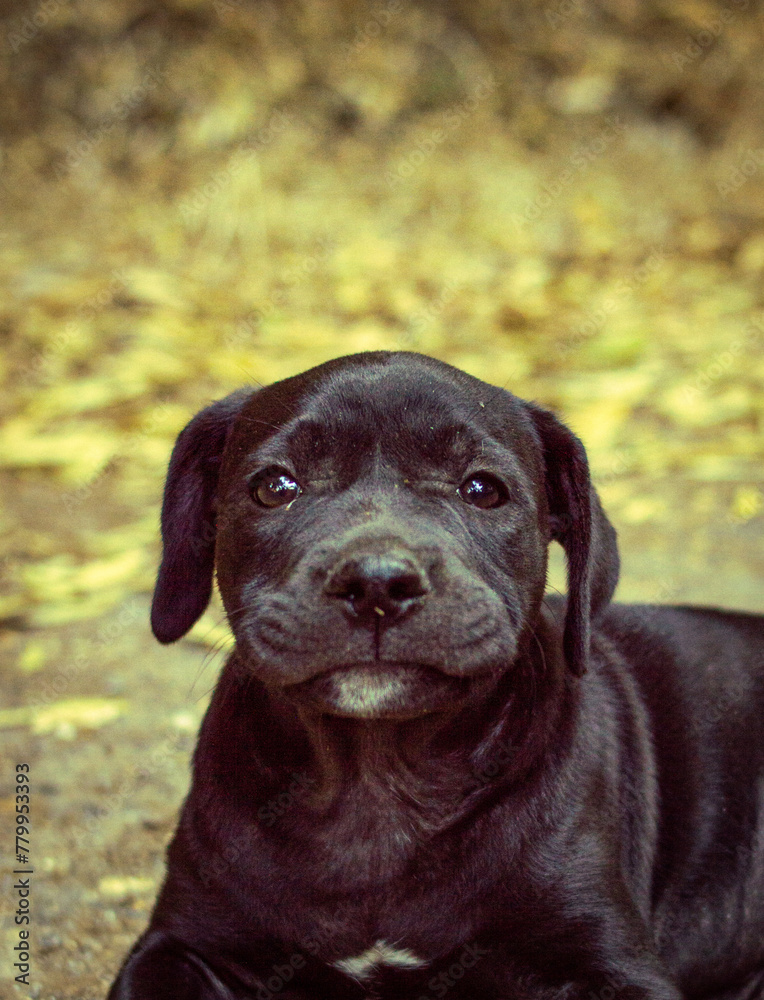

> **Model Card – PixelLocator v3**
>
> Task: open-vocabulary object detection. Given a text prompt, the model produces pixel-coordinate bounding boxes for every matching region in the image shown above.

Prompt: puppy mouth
[285,663,480,719]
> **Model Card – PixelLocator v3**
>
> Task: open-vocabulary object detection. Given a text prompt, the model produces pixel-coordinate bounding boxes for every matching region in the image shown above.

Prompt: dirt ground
[2,463,763,1000]
[1,1,763,998]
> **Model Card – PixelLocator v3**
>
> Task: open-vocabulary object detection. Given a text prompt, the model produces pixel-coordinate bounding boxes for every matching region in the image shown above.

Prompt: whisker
[187,645,228,701]
[542,590,566,617]
[185,613,236,699]
[236,375,299,423]
[529,624,548,682]
[236,415,284,433]
[195,681,221,705]
[229,363,267,389]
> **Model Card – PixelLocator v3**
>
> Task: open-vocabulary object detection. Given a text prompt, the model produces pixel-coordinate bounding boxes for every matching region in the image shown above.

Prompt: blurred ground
[0,1,763,997]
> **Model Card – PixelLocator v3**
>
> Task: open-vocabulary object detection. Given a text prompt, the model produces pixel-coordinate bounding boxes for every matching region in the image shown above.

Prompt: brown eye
[458,473,508,510]
[250,467,302,508]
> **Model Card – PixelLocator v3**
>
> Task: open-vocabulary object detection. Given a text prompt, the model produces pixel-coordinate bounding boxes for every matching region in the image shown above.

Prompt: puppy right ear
[151,390,251,644]
[525,402,619,677]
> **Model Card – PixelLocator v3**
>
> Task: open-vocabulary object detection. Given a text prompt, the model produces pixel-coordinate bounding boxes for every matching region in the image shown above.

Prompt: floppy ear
[151,390,251,644]
[526,404,619,676]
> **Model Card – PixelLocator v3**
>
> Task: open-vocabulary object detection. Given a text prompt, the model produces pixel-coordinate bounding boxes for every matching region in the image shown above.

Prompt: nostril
[341,581,365,604]
[325,553,429,621]
[388,573,427,602]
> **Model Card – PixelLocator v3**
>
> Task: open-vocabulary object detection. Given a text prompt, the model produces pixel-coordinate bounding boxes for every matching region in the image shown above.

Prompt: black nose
[325,552,429,622]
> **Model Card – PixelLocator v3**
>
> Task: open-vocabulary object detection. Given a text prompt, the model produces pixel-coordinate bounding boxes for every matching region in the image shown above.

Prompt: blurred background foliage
[1,0,763,638]
[1,4,763,995]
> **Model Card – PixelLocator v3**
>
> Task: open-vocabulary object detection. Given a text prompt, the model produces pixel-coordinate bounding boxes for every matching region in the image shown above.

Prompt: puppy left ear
[151,389,251,644]
[526,404,619,676]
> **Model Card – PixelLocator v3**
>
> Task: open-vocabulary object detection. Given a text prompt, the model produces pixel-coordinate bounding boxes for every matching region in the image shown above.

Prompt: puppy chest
[283,881,482,980]
[333,940,430,980]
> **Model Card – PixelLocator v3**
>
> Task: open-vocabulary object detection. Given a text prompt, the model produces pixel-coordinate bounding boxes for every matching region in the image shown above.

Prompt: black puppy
[108,351,764,1000]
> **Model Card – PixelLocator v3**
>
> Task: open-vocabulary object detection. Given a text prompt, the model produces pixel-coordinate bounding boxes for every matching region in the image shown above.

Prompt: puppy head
[151,352,618,718]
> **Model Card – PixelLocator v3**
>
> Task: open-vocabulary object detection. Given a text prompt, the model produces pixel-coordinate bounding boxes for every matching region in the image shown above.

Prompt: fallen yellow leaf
[98,876,156,899]
[31,698,128,735]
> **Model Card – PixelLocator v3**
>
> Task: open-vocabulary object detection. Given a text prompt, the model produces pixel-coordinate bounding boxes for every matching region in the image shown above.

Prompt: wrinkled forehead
[225,360,540,474]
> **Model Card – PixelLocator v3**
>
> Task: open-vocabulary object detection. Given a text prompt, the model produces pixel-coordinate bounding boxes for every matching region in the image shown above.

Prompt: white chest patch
[333,940,429,980]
